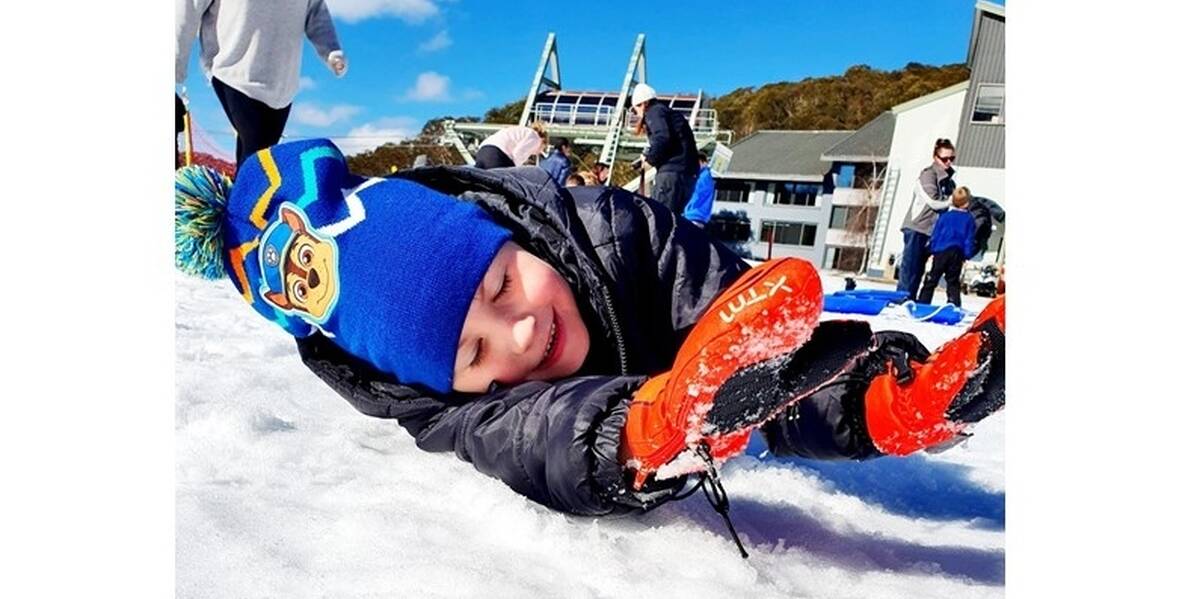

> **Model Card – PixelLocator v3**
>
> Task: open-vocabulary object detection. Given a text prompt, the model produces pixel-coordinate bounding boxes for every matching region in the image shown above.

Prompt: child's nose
[511,315,536,353]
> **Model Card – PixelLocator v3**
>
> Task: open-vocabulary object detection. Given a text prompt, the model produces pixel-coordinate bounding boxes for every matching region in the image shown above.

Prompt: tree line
[713,62,968,141]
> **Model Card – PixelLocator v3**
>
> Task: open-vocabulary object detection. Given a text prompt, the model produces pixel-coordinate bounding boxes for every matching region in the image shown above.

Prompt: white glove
[327,51,348,78]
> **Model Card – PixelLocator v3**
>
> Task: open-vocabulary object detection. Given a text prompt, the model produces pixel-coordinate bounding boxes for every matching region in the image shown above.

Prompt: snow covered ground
[176,272,1003,599]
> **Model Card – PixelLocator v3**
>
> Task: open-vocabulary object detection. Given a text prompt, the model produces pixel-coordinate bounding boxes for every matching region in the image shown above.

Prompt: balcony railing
[531,103,617,127]
[531,102,721,135]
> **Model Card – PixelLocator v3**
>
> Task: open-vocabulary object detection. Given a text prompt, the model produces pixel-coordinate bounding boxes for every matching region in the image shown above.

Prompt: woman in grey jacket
[175,0,348,168]
[897,138,957,301]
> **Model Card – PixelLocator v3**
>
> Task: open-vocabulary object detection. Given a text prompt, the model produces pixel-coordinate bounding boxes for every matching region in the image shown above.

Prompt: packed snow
[176,272,1003,598]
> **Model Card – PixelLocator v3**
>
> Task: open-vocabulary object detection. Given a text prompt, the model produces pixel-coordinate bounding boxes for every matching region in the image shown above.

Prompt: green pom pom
[175,165,232,279]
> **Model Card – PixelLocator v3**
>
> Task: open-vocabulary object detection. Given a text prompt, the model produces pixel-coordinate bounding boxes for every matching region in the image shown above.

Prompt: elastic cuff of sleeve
[591,394,686,512]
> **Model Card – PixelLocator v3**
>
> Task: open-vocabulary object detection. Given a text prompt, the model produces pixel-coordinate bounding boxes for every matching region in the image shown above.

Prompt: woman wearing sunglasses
[897,138,958,301]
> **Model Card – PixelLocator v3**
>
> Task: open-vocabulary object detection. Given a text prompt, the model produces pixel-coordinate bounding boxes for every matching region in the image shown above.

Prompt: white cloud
[298,77,317,92]
[331,117,420,156]
[326,0,438,24]
[403,71,451,102]
[418,29,452,53]
[461,88,485,101]
[292,103,363,127]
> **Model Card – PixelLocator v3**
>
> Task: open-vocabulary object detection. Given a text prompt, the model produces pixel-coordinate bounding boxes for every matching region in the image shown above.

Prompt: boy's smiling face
[453,242,591,393]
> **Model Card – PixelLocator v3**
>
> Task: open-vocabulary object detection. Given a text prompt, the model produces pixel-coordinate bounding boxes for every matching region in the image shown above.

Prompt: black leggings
[474,144,516,169]
[212,78,292,170]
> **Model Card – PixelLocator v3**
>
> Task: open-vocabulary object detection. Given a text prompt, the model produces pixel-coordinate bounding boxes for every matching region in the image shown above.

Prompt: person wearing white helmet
[629,83,700,215]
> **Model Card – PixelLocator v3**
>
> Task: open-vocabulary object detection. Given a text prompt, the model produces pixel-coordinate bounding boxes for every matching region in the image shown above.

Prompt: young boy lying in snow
[176,139,1004,553]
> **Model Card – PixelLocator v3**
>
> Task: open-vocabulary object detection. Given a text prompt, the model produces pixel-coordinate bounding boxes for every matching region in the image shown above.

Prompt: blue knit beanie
[175,139,511,393]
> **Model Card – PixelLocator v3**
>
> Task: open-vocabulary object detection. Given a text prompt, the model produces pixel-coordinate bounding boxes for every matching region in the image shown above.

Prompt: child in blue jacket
[918,187,977,307]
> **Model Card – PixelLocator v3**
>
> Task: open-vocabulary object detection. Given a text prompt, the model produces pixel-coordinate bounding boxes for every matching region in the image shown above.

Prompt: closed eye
[469,338,486,368]
[493,272,512,301]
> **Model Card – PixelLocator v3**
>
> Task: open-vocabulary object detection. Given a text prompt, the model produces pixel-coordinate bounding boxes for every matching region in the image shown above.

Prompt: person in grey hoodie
[896,138,957,300]
[176,0,347,169]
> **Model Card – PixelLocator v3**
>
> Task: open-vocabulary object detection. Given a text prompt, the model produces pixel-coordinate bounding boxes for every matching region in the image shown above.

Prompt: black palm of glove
[703,320,879,436]
[755,324,939,462]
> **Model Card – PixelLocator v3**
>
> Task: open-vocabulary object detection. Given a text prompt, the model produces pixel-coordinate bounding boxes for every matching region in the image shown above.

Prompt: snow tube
[831,289,911,303]
[904,302,965,325]
[823,294,889,315]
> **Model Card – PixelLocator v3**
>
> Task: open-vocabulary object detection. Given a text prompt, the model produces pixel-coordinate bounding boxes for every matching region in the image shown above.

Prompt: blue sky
[179,0,990,157]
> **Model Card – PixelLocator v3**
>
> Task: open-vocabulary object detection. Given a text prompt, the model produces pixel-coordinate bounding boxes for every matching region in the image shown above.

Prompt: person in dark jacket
[968,195,1005,260]
[918,187,977,307]
[897,138,957,300]
[540,137,572,186]
[174,138,1005,535]
[631,83,700,215]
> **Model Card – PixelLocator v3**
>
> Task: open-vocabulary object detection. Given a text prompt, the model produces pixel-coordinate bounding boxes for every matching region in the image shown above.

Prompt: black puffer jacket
[641,101,699,176]
[968,196,1006,259]
[295,166,883,516]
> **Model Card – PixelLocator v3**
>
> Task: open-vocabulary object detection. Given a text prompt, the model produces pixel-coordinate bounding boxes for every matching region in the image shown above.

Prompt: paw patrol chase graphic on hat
[258,203,341,325]
[174,137,512,393]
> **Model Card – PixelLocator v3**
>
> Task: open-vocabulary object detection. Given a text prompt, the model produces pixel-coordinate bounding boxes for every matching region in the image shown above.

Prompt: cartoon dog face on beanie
[258,203,341,323]
[176,137,515,393]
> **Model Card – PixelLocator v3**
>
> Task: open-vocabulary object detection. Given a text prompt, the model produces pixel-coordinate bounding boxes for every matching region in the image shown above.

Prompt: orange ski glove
[864,295,1006,455]
[619,258,824,489]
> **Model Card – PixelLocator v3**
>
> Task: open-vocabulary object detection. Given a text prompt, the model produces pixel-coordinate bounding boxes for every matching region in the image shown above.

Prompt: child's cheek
[521,268,557,308]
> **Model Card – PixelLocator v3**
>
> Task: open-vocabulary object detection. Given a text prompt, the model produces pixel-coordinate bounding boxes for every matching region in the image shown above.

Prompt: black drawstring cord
[695,443,749,559]
[658,444,750,558]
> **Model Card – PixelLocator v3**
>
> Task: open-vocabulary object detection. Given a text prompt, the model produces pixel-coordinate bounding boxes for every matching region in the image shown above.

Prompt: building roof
[891,80,970,113]
[977,0,1005,18]
[719,130,853,181]
[820,111,895,163]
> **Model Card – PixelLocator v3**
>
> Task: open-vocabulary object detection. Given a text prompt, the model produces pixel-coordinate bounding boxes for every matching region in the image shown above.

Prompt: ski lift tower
[445,33,731,185]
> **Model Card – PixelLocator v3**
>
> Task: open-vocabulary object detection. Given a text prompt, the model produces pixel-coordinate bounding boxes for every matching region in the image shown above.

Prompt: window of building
[707,212,752,243]
[759,221,817,247]
[972,84,1005,124]
[853,163,886,190]
[823,246,866,271]
[773,182,819,207]
[829,206,851,229]
[829,205,879,231]
[714,179,753,203]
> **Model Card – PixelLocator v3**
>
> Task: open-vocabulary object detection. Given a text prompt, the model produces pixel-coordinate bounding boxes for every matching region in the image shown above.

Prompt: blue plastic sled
[831,289,911,303]
[823,295,889,315]
[904,302,965,325]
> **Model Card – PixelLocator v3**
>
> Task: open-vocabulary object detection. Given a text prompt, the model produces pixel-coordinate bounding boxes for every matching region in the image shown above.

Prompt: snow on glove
[326,51,348,78]
[619,258,824,489]
[863,295,1006,455]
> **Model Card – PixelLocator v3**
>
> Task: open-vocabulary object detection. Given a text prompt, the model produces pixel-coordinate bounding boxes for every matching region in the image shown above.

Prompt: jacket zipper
[524,184,628,376]
[598,284,629,375]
